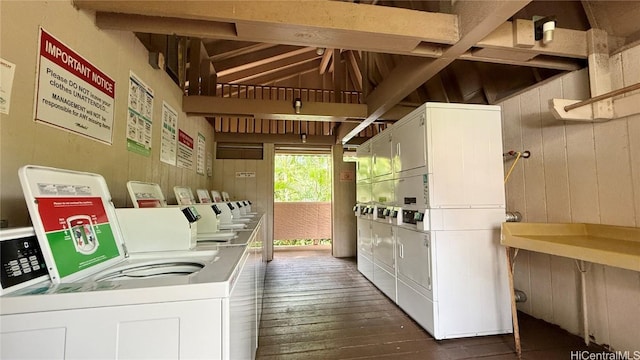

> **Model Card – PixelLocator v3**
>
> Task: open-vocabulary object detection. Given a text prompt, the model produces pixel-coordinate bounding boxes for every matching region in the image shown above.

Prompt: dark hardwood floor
[257,248,606,360]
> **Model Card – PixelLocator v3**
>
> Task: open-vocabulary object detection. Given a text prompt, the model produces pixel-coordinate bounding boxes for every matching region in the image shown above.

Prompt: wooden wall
[0,1,215,227]
[332,144,357,257]
[499,44,640,351]
[212,145,275,259]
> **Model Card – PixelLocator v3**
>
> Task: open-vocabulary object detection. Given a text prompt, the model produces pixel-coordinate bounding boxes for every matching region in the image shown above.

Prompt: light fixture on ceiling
[316,47,326,56]
[301,133,307,144]
[293,98,302,114]
[533,16,557,45]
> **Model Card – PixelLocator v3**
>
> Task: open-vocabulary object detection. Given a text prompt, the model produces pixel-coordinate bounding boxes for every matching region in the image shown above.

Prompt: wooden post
[506,246,522,359]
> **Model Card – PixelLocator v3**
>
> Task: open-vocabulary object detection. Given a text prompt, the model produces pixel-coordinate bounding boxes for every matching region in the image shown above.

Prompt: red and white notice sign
[35,28,115,144]
[177,129,194,169]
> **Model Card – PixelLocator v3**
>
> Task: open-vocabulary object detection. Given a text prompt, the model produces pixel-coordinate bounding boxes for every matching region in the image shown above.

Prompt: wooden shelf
[501,223,640,272]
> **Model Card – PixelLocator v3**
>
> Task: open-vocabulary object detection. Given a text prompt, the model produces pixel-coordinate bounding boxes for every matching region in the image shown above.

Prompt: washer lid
[127,180,167,208]
[173,186,195,205]
[196,189,212,203]
[18,165,127,283]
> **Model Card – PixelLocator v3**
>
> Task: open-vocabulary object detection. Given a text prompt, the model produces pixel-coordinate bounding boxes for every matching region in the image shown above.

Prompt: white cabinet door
[371,179,395,205]
[392,112,427,175]
[395,227,433,300]
[356,182,372,203]
[371,222,394,270]
[372,132,393,180]
[356,142,371,182]
[0,299,223,359]
[356,218,374,280]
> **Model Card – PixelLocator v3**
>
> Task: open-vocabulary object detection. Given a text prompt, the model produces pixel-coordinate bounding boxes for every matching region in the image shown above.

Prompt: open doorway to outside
[273,151,332,255]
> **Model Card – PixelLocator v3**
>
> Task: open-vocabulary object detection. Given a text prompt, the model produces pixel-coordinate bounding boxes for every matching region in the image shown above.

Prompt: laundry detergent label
[36,197,120,278]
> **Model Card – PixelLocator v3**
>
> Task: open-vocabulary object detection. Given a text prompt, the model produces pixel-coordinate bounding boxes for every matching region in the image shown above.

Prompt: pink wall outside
[274,202,332,240]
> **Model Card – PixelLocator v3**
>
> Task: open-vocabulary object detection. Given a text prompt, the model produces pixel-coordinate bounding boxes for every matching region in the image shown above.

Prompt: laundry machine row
[354,103,513,340]
[0,165,267,359]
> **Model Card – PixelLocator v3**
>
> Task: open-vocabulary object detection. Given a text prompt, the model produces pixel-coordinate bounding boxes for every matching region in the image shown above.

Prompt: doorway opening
[273,151,332,254]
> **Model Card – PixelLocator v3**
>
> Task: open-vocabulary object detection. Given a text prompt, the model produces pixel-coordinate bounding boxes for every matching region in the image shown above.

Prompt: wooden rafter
[205,41,275,62]
[218,50,320,84]
[341,0,532,143]
[215,45,308,73]
[319,49,333,75]
[344,50,363,92]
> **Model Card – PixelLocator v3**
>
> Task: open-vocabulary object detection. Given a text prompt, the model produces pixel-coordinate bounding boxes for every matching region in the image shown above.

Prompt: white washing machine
[0,165,240,359]
[126,181,237,242]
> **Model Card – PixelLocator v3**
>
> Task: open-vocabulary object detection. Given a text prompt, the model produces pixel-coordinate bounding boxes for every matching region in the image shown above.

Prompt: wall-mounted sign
[126,71,153,156]
[196,132,205,175]
[177,129,194,169]
[0,58,16,115]
[340,170,355,182]
[35,28,115,144]
[160,101,177,165]
[236,172,256,178]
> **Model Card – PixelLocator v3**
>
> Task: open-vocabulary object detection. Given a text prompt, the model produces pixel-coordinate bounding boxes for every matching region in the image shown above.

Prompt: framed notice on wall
[177,129,194,169]
[126,71,153,156]
[34,28,115,144]
[160,101,178,165]
[196,132,205,175]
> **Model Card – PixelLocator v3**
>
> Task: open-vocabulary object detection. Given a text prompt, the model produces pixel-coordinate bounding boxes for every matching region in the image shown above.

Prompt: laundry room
[1,1,639,359]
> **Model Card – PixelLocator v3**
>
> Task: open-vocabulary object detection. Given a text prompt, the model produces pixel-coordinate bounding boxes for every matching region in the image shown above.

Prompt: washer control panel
[1,228,49,295]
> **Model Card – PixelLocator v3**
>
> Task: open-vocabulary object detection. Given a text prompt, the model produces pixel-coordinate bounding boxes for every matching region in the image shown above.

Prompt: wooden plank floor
[257,249,607,360]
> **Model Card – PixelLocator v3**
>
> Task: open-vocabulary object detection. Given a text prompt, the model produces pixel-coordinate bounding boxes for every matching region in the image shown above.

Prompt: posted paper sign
[35,28,115,144]
[161,101,178,165]
[177,129,194,169]
[127,71,153,156]
[0,58,16,115]
[197,132,206,175]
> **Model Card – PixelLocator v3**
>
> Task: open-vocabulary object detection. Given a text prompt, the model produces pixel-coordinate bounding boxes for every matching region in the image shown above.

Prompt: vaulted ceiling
[74,0,640,145]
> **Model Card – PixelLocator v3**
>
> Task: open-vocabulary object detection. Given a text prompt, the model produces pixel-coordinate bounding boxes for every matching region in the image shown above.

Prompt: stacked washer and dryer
[355,102,513,340]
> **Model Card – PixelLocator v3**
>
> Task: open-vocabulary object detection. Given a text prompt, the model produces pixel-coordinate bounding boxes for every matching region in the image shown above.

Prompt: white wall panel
[498,45,640,351]
[519,90,547,222]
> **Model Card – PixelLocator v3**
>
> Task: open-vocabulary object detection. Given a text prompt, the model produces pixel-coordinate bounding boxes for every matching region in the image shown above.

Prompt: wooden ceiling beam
[219,55,320,84]
[183,95,367,122]
[459,52,583,71]
[215,45,309,73]
[94,12,586,70]
[341,0,532,143]
[215,132,338,145]
[476,21,588,58]
[205,41,276,62]
[80,1,459,50]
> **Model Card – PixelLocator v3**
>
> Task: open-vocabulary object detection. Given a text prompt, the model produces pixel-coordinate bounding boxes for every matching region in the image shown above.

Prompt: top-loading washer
[125,180,237,242]
[172,185,240,241]
[17,165,216,284]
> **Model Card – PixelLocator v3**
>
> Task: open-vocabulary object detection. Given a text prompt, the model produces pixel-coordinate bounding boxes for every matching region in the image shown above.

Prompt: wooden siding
[499,43,640,351]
